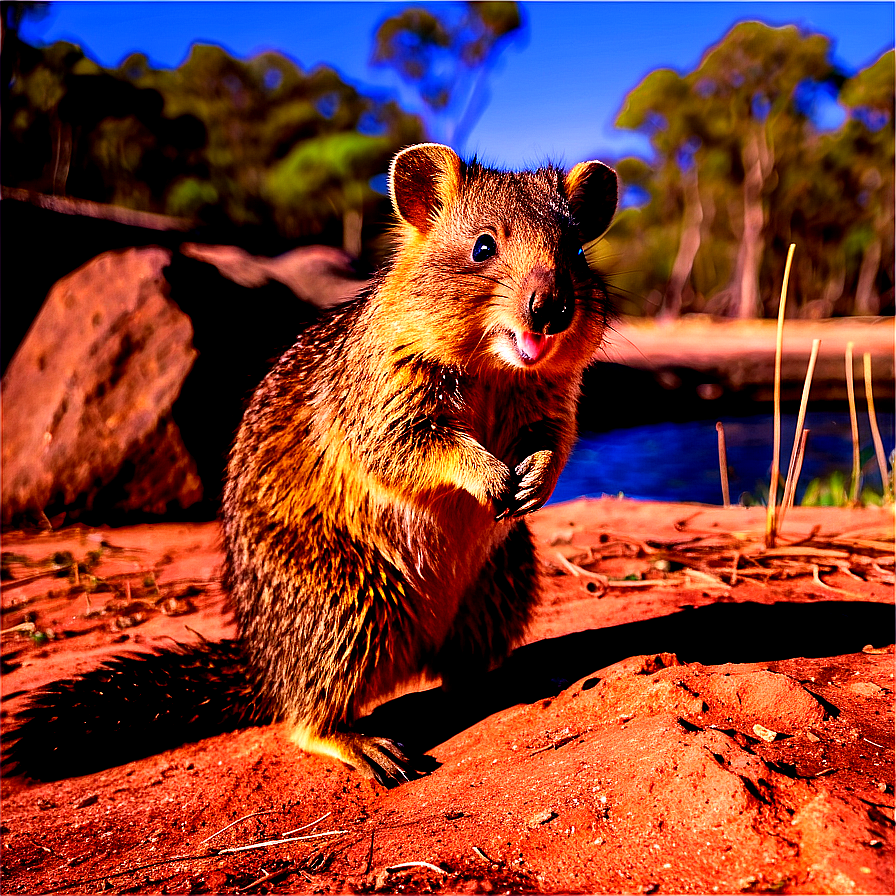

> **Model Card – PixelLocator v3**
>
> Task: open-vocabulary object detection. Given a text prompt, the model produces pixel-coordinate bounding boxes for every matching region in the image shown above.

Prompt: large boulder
[1,248,201,524]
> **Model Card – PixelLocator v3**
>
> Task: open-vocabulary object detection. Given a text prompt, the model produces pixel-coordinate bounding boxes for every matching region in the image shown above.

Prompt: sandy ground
[1,498,893,894]
[601,318,894,402]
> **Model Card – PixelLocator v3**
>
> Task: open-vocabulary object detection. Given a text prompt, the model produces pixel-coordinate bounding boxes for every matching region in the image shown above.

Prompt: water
[551,410,896,506]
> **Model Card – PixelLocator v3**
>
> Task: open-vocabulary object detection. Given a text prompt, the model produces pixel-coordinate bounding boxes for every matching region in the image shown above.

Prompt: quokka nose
[523,270,572,335]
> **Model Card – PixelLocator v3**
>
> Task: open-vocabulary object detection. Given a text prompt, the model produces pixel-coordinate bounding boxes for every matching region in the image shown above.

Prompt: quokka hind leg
[428,520,540,694]
[291,724,435,787]
[281,572,439,787]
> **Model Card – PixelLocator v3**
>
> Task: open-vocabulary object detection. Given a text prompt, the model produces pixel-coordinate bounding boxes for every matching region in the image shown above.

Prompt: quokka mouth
[513,330,555,365]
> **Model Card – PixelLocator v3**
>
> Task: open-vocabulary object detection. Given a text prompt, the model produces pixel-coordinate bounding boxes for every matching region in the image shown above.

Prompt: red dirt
[1,498,893,894]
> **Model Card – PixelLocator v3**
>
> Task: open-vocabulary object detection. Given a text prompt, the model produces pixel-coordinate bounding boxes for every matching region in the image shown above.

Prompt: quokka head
[387,143,618,377]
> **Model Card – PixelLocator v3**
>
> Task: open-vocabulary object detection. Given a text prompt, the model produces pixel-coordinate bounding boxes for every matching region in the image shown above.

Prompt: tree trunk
[731,130,769,319]
[854,233,882,316]
[343,208,362,259]
[342,182,363,259]
[52,120,73,196]
[815,253,846,318]
[661,165,704,319]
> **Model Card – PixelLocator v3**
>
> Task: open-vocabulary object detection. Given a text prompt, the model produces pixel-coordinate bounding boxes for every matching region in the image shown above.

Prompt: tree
[615,68,708,318]
[691,24,842,317]
[836,51,895,315]
[610,22,895,319]
[371,1,524,150]
[2,36,423,251]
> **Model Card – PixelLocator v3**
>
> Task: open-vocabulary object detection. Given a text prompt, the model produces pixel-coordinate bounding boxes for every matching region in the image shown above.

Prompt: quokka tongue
[518,331,547,362]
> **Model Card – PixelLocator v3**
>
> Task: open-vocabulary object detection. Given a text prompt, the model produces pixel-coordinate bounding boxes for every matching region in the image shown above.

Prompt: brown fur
[222,144,618,783]
[6,144,618,785]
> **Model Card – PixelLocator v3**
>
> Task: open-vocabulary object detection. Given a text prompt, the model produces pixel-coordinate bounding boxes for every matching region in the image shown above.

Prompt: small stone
[529,809,557,827]
[753,723,778,742]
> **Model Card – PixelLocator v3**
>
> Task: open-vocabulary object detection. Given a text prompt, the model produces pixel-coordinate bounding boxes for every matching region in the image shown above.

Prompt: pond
[552,409,896,506]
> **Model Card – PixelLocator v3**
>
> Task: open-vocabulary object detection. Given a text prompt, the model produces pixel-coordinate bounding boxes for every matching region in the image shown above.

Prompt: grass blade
[845,342,860,505]
[716,421,730,508]
[864,352,892,503]
[766,243,795,547]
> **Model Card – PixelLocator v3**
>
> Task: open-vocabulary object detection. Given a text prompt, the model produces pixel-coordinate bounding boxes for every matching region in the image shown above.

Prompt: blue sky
[20,1,895,168]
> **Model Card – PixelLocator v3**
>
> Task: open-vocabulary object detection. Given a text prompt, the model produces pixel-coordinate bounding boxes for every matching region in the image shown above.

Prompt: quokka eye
[472,233,497,262]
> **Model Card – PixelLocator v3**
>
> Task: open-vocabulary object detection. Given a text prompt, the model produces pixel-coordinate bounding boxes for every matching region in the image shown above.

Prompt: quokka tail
[3,640,269,781]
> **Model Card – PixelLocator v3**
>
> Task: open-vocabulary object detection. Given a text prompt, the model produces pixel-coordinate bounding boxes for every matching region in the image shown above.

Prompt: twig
[217,831,349,855]
[472,846,503,865]
[766,243,795,547]
[40,789,342,891]
[864,352,892,503]
[748,545,852,560]
[238,868,292,892]
[2,569,69,590]
[44,851,228,892]
[606,579,665,589]
[845,342,860,505]
[716,422,730,508]
[282,811,332,836]
[1,621,36,635]
[728,551,741,586]
[200,809,283,845]
[363,831,375,875]
[779,428,810,531]
[554,552,607,579]
[385,862,447,875]
[811,565,863,598]
[825,535,894,552]
[779,336,820,522]
[683,568,729,589]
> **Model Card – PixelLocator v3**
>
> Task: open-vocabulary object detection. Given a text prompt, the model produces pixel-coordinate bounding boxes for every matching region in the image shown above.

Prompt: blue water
[551,411,896,506]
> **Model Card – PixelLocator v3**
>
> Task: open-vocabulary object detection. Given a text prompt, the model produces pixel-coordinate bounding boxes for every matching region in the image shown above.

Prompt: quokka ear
[565,160,618,245]
[389,143,464,234]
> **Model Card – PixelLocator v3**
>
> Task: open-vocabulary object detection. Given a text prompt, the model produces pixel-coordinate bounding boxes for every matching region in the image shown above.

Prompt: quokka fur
[6,143,618,785]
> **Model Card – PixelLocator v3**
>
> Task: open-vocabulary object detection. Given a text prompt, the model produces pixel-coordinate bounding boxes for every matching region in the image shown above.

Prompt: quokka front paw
[495,450,557,520]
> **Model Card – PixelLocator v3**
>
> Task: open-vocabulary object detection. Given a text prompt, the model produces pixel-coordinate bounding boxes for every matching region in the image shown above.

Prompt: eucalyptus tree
[615,22,849,318]
[371,1,523,151]
[2,36,422,251]
[836,50,895,315]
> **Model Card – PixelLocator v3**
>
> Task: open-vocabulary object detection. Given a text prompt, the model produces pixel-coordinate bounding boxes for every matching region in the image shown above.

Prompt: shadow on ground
[360,599,895,756]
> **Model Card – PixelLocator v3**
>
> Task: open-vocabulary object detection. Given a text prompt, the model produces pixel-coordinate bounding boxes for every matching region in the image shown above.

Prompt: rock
[1,248,201,524]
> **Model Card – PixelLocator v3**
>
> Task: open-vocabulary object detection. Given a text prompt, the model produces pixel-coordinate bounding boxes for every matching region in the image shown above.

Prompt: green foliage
[800,470,850,506]
[800,470,888,507]
[1,33,424,242]
[611,23,894,319]
[744,446,895,508]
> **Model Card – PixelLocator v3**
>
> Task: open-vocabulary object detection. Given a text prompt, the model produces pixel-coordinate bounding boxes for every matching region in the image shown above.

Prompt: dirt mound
[1,499,893,893]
